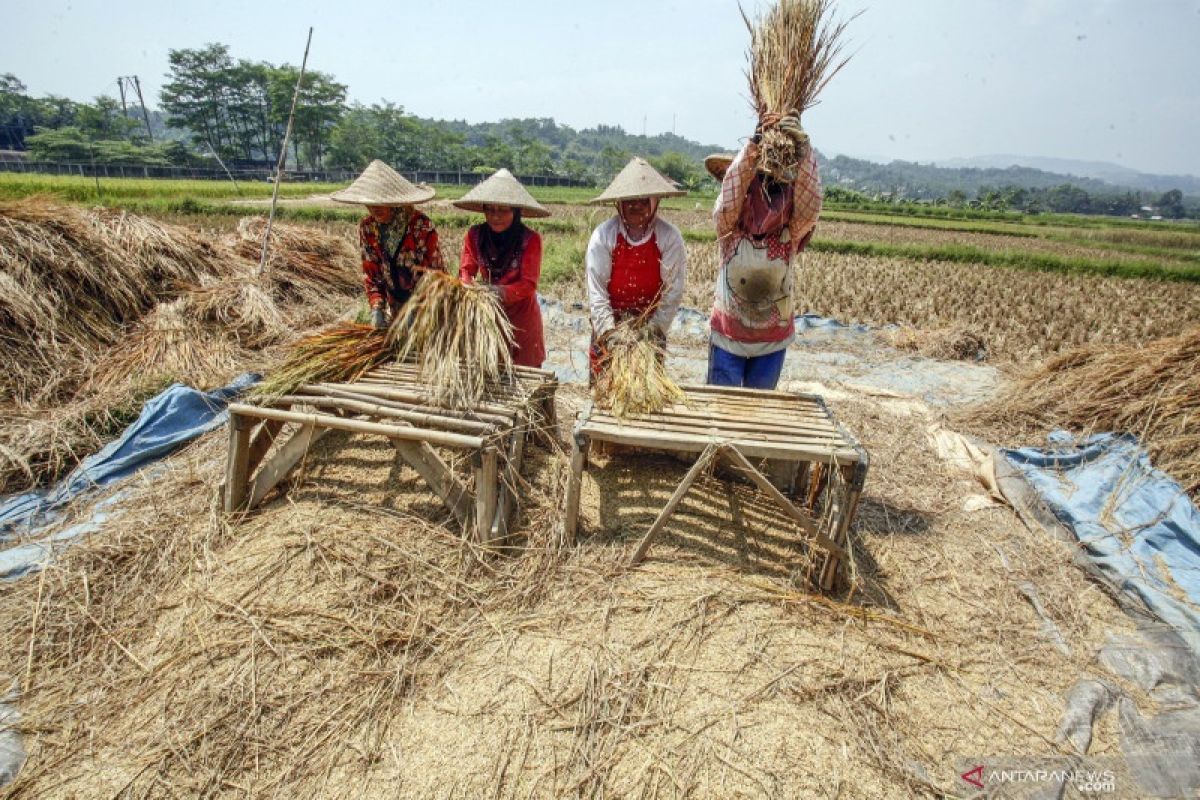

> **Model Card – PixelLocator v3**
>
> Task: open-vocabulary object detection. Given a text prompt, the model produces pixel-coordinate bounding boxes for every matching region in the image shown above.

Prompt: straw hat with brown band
[452,168,551,218]
[590,157,686,204]
[330,159,436,206]
[704,153,736,181]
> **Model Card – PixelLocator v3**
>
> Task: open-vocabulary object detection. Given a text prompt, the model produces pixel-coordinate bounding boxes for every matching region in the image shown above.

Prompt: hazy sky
[7,0,1200,175]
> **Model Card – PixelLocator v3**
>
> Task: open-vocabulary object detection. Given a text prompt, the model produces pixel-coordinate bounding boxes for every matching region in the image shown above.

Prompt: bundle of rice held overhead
[255,323,391,399]
[743,0,854,178]
[966,327,1200,500]
[594,321,685,418]
[391,271,515,408]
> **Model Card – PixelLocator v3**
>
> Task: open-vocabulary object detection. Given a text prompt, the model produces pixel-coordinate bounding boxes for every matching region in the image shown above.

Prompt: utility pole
[132,76,154,141]
[116,76,154,140]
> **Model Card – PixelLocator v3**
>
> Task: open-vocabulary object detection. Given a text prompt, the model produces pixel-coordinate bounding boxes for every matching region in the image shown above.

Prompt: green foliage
[160,43,345,169]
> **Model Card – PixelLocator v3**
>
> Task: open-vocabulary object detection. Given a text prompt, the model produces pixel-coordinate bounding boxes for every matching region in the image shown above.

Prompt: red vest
[608,232,663,318]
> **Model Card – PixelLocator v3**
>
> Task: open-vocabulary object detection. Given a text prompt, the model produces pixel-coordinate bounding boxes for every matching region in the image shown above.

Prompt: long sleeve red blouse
[458,224,545,368]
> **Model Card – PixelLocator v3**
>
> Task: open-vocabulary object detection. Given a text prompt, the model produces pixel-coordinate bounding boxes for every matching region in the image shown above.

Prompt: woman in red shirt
[454,169,550,368]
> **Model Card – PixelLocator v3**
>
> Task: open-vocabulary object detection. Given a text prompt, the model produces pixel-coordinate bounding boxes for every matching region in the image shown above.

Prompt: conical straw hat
[452,168,551,218]
[330,159,436,205]
[704,153,736,181]
[590,157,686,204]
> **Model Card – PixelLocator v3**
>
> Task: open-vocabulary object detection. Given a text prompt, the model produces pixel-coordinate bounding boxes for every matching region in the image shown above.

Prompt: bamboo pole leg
[563,435,586,547]
[628,443,720,567]
[475,448,499,546]
[247,423,327,510]
[224,412,253,512]
[394,440,472,528]
[821,465,864,591]
[492,424,527,542]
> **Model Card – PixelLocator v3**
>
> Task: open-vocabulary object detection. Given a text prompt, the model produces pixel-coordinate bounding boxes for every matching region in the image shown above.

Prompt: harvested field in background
[817,219,1199,268]
[787,250,1198,361]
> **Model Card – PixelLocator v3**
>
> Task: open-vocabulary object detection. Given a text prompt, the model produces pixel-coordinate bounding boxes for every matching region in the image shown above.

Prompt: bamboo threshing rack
[223,361,558,544]
[564,383,868,590]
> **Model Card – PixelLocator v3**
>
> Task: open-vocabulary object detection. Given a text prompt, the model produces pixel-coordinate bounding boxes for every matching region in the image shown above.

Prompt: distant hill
[817,151,1199,205]
[936,154,1200,196]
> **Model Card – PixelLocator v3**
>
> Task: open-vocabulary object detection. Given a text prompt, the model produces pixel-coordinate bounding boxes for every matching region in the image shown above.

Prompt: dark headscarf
[476,209,527,283]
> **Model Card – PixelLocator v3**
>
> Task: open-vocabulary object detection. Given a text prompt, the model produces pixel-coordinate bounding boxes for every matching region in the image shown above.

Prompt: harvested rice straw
[390,271,516,409]
[743,0,854,179]
[234,216,360,298]
[184,276,288,347]
[594,319,685,418]
[92,298,247,394]
[964,326,1200,500]
[254,322,392,399]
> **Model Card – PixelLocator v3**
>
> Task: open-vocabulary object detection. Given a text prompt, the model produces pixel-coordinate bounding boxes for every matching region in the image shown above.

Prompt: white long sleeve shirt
[584,215,687,336]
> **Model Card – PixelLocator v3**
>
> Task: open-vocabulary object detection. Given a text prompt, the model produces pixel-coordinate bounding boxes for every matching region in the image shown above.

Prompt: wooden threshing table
[223,362,558,544]
[563,384,868,589]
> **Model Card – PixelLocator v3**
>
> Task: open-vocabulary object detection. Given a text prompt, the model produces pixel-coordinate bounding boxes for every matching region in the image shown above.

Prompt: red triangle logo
[961,764,985,789]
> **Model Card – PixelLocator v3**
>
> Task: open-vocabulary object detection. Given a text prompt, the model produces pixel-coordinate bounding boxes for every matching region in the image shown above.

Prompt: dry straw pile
[965,326,1200,499]
[0,200,360,494]
[0,197,232,404]
[593,320,685,417]
[743,0,853,177]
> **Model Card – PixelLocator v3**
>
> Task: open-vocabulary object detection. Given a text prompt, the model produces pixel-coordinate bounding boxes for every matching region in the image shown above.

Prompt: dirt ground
[0,315,1151,798]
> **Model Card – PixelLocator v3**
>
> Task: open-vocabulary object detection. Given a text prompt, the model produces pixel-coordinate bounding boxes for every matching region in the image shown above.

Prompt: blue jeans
[707,344,786,389]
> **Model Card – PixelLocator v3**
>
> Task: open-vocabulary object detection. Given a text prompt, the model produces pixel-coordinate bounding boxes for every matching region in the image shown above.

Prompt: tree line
[1,43,721,187]
[3,42,1195,214]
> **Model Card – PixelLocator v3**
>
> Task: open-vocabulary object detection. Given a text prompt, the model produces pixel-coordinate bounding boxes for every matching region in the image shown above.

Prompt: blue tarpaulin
[1001,432,1200,656]
[0,374,257,577]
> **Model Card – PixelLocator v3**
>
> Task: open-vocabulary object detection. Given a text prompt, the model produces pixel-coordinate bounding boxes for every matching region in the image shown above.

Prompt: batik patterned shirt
[359,210,443,311]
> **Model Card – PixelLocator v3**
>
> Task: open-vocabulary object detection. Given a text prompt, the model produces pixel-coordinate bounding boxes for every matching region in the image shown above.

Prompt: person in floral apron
[705,113,822,389]
[584,157,688,379]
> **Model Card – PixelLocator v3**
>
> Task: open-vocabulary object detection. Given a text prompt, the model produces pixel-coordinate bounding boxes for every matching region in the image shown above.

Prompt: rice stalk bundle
[234,216,359,299]
[255,322,392,399]
[965,327,1200,500]
[593,321,685,418]
[91,298,248,396]
[390,271,515,409]
[185,275,289,347]
[743,0,854,179]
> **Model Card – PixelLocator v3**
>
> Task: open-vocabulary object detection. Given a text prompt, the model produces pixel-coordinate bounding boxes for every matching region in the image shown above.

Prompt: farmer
[454,168,550,369]
[585,157,688,378]
[704,112,821,389]
[331,159,443,329]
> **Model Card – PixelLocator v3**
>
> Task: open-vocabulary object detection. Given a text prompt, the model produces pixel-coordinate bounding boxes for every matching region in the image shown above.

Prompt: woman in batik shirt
[330,159,443,328]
